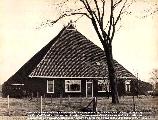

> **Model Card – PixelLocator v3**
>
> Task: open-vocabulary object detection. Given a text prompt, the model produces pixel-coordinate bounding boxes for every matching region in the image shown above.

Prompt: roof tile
[30,25,135,78]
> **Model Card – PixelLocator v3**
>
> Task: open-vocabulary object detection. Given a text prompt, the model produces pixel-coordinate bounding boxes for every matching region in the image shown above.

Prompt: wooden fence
[0,95,96,116]
[0,95,157,118]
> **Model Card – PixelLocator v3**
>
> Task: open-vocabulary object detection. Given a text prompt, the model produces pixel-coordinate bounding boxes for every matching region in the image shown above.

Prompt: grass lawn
[0,96,157,119]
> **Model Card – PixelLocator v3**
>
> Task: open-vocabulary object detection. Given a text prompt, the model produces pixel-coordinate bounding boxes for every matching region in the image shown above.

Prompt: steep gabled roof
[29,25,135,79]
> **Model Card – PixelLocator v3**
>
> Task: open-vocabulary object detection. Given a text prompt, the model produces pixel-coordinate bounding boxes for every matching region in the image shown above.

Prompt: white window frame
[47,80,54,93]
[65,80,81,92]
[86,80,93,97]
[98,80,109,92]
[125,80,131,92]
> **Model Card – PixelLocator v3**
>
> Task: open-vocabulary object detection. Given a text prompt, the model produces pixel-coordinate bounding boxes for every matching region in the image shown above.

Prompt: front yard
[0,96,157,119]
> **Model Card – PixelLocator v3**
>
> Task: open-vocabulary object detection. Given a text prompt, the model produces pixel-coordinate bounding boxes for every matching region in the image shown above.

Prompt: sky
[0,0,158,85]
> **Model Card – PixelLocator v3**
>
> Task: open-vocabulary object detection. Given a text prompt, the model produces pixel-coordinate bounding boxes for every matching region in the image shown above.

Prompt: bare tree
[150,69,158,86]
[150,69,158,95]
[45,0,134,104]
[142,0,158,18]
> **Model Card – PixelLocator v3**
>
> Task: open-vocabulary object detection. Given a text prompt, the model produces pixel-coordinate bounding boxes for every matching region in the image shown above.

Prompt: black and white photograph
[0,0,158,119]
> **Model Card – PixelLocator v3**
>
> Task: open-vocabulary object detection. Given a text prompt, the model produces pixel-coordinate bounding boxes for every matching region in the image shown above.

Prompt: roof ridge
[65,21,76,31]
[29,26,136,78]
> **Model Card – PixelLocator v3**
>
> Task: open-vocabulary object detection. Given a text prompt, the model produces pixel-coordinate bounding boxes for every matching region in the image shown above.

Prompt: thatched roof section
[30,24,135,79]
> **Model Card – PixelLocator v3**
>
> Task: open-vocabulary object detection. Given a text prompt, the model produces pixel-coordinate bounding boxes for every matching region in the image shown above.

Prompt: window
[98,80,109,92]
[47,80,54,93]
[125,80,131,92]
[65,80,81,92]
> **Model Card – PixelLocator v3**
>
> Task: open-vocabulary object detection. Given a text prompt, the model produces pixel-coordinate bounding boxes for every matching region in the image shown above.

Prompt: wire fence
[0,95,157,119]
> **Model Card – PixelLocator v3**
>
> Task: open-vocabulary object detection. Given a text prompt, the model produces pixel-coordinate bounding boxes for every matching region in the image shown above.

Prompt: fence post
[32,92,33,99]
[40,96,43,114]
[58,94,63,110]
[132,95,135,111]
[36,92,39,102]
[51,94,52,104]
[7,95,10,116]
[68,95,70,110]
[79,96,82,107]
[93,97,97,112]
[44,94,45,99]
[60,94,62,105]
[37,92,39,98]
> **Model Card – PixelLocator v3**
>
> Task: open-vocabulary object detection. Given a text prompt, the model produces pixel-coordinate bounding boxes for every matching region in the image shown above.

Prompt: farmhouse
[2,23,152,98]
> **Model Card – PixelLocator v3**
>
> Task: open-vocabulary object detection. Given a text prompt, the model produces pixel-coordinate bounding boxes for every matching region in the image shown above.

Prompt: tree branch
[114,0,123,8]
[152,72,158,80]
[108,0,114,41]
[109,0,128,42]
[83,0,100,23]
[100,0,105,28]
[110,17,115,42]
[93,0,101,22]
[114,0,127,26]
[80,0,91,13]
[80,0,104,42]
[91,19,105,45]
[72,12,91,19]
[50,12,91,25]
[103,21,109,31]
[92,11,100,23]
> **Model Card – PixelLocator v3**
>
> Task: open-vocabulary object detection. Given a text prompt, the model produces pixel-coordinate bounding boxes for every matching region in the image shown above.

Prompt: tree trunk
[103,44,119,104]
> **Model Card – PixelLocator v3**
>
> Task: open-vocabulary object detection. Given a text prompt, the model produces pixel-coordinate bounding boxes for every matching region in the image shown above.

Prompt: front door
[86,80,93,97]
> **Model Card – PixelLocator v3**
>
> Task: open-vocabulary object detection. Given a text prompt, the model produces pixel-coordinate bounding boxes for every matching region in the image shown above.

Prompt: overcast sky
[0,0,158,84]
